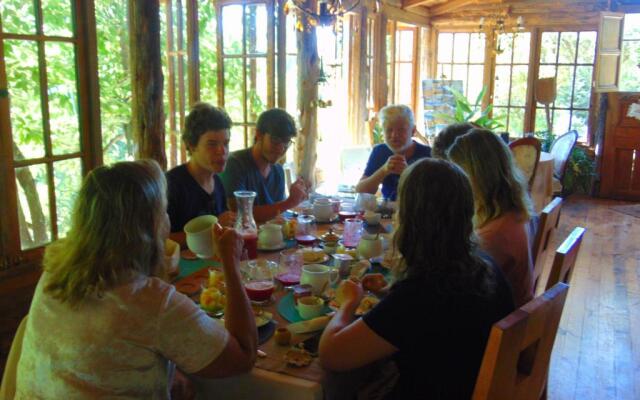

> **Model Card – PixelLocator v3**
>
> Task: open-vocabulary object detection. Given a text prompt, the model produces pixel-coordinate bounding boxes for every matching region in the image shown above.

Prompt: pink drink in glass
[244,281,275,302]
[242,232,258,259]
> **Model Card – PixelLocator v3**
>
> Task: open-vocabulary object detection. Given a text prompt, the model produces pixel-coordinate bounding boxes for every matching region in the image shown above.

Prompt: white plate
[218,311,273,328]
[257,241,287,251]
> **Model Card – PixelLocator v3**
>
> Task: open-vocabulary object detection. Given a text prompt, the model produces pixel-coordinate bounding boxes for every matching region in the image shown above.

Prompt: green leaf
[474,86,487,108]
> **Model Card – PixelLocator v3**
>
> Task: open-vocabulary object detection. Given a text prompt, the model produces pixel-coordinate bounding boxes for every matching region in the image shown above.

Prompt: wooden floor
[544,195,640,400]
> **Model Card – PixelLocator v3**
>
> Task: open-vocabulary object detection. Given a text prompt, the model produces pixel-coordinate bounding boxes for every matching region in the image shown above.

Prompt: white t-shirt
[15,272,229,399]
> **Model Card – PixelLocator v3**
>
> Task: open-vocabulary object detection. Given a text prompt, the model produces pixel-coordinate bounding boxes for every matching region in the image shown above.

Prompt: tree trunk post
[129,0,166,168]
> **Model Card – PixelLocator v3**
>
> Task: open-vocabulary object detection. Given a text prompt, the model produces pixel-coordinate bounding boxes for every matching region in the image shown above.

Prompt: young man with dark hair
[166,102,236,246]
[220,108,309,223]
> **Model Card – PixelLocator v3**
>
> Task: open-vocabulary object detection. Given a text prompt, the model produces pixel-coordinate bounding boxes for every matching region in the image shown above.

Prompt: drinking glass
[276,248,304,287]
[343,218,364,247]
[295,215,317,246]
[244,259,277,304]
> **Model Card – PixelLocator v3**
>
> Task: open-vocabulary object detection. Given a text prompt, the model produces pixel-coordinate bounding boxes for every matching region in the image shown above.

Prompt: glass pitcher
[234,190,258,259]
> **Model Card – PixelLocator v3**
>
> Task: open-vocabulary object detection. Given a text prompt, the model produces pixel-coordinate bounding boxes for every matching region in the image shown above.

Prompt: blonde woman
[448,128,535,306]
[15,160,257,399]
[356,104,431,201]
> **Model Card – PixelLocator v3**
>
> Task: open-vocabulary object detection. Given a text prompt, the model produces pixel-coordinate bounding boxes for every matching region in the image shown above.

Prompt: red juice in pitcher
[242,232,258,260]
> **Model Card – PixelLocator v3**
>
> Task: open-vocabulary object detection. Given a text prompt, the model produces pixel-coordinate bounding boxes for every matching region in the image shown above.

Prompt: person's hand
[384,155,408,175]
[287,178,309,207]
[212,223,243,264]
[362,273,388,294]
[336,278,364,310]
[217,211,236,227]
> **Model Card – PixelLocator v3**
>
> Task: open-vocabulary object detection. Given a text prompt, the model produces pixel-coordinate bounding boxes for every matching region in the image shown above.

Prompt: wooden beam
[129,0,166,168]
[381,4,430,26]
[431,0,497,16]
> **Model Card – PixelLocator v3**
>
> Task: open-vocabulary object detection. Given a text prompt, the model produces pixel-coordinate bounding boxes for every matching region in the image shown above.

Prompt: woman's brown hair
[44,160,167,305]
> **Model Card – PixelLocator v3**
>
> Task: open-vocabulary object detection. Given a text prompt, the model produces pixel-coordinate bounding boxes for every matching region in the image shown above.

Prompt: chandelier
[285,0,360,31]
[478,15,525,54]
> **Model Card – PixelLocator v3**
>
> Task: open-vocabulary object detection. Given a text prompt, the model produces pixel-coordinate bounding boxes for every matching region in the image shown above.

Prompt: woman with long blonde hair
[16,160,257,399]
[448,128,535,306]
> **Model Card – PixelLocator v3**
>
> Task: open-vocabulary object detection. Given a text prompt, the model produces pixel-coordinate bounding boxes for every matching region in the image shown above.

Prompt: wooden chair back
[473,283,570,400]
[531,197,563,292]
[509,137,542,187]
[545,227,586,291]
[0,315,28,399]
[549,130,578,182]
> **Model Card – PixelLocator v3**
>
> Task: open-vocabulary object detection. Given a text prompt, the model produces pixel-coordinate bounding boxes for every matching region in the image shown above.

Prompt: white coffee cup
[300,264,339,295]
[184,215,218,259]
[258,223,284,248]
[357,234,384,260]
[313,198,334,222]
[296,295,325,319]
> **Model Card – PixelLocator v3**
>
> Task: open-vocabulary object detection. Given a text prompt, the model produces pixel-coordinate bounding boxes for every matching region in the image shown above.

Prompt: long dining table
[173,217,391,400]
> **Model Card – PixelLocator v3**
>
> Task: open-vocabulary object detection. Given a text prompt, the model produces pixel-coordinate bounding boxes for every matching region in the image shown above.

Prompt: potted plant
[434,86,505,130]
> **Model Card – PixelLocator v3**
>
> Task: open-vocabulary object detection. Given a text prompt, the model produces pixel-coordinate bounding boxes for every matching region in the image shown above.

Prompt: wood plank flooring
[545,195,640,400]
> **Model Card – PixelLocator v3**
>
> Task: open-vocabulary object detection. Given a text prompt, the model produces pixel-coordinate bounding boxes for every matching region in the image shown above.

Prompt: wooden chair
[549,130,578,195]
[531,197,563,292]
[0,315,28,399]
[509,137,542,187]
[473,283,570,400]
[545,227,586,291]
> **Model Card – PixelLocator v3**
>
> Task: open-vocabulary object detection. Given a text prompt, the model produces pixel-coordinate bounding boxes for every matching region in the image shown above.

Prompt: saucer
[257,241,287,251]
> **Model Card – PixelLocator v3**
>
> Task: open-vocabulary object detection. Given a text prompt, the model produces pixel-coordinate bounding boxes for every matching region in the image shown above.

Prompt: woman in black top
[319,158,514,399]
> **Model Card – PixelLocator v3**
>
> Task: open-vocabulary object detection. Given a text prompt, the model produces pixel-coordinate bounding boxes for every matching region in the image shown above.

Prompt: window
[436,32,486,103]
[95,1,133,165]
[387,21,419,111]
[218,3,274,151]
[493,32,531,135]
[536,31,596,142]
[0,0,90,257]
[620,13,640,91]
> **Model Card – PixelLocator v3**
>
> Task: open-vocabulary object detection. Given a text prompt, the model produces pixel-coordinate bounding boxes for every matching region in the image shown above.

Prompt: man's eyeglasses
[269,135,294,148]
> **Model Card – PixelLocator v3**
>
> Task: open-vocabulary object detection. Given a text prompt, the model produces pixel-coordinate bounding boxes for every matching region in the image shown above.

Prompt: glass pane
[230,125,246,151]
[199,0,217,104]
[222,5,243,55]
[438,63,452,80]
[621,40,640,91]
[493,107,509,130]
[535,107,549,132]
[623,14,640,39]
[395,63,413,105]
[246,57,268,123]
[508,107,525,135]
[468,65,484,103]
[286,55,298,117]
[495,34,513,64]
[469,33,485,63]
[452,64,468,90]
[572,66,593,108]
[437,33,453,63]
[95,1,133,164]
[511,65,529,106]
[493,65,512,106]
[538,64,556,80]
[224,58,244,122]
[54,158,82,238]
[286,14,297,54]
[555,65,574,108]
[513,32,531,64]
[553,109,571,134]
[6,40,46,160]
[453,33,469,63]
[558,32,578,63]
[577,31,597,64]
[245,4,267,55]
[0,0,36,34]
[571,110,589,141]
[397,29,414,61]
[42,0,73,37]
[46,42,80,155]
[540,32,559,64]
[16,164,51,249]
